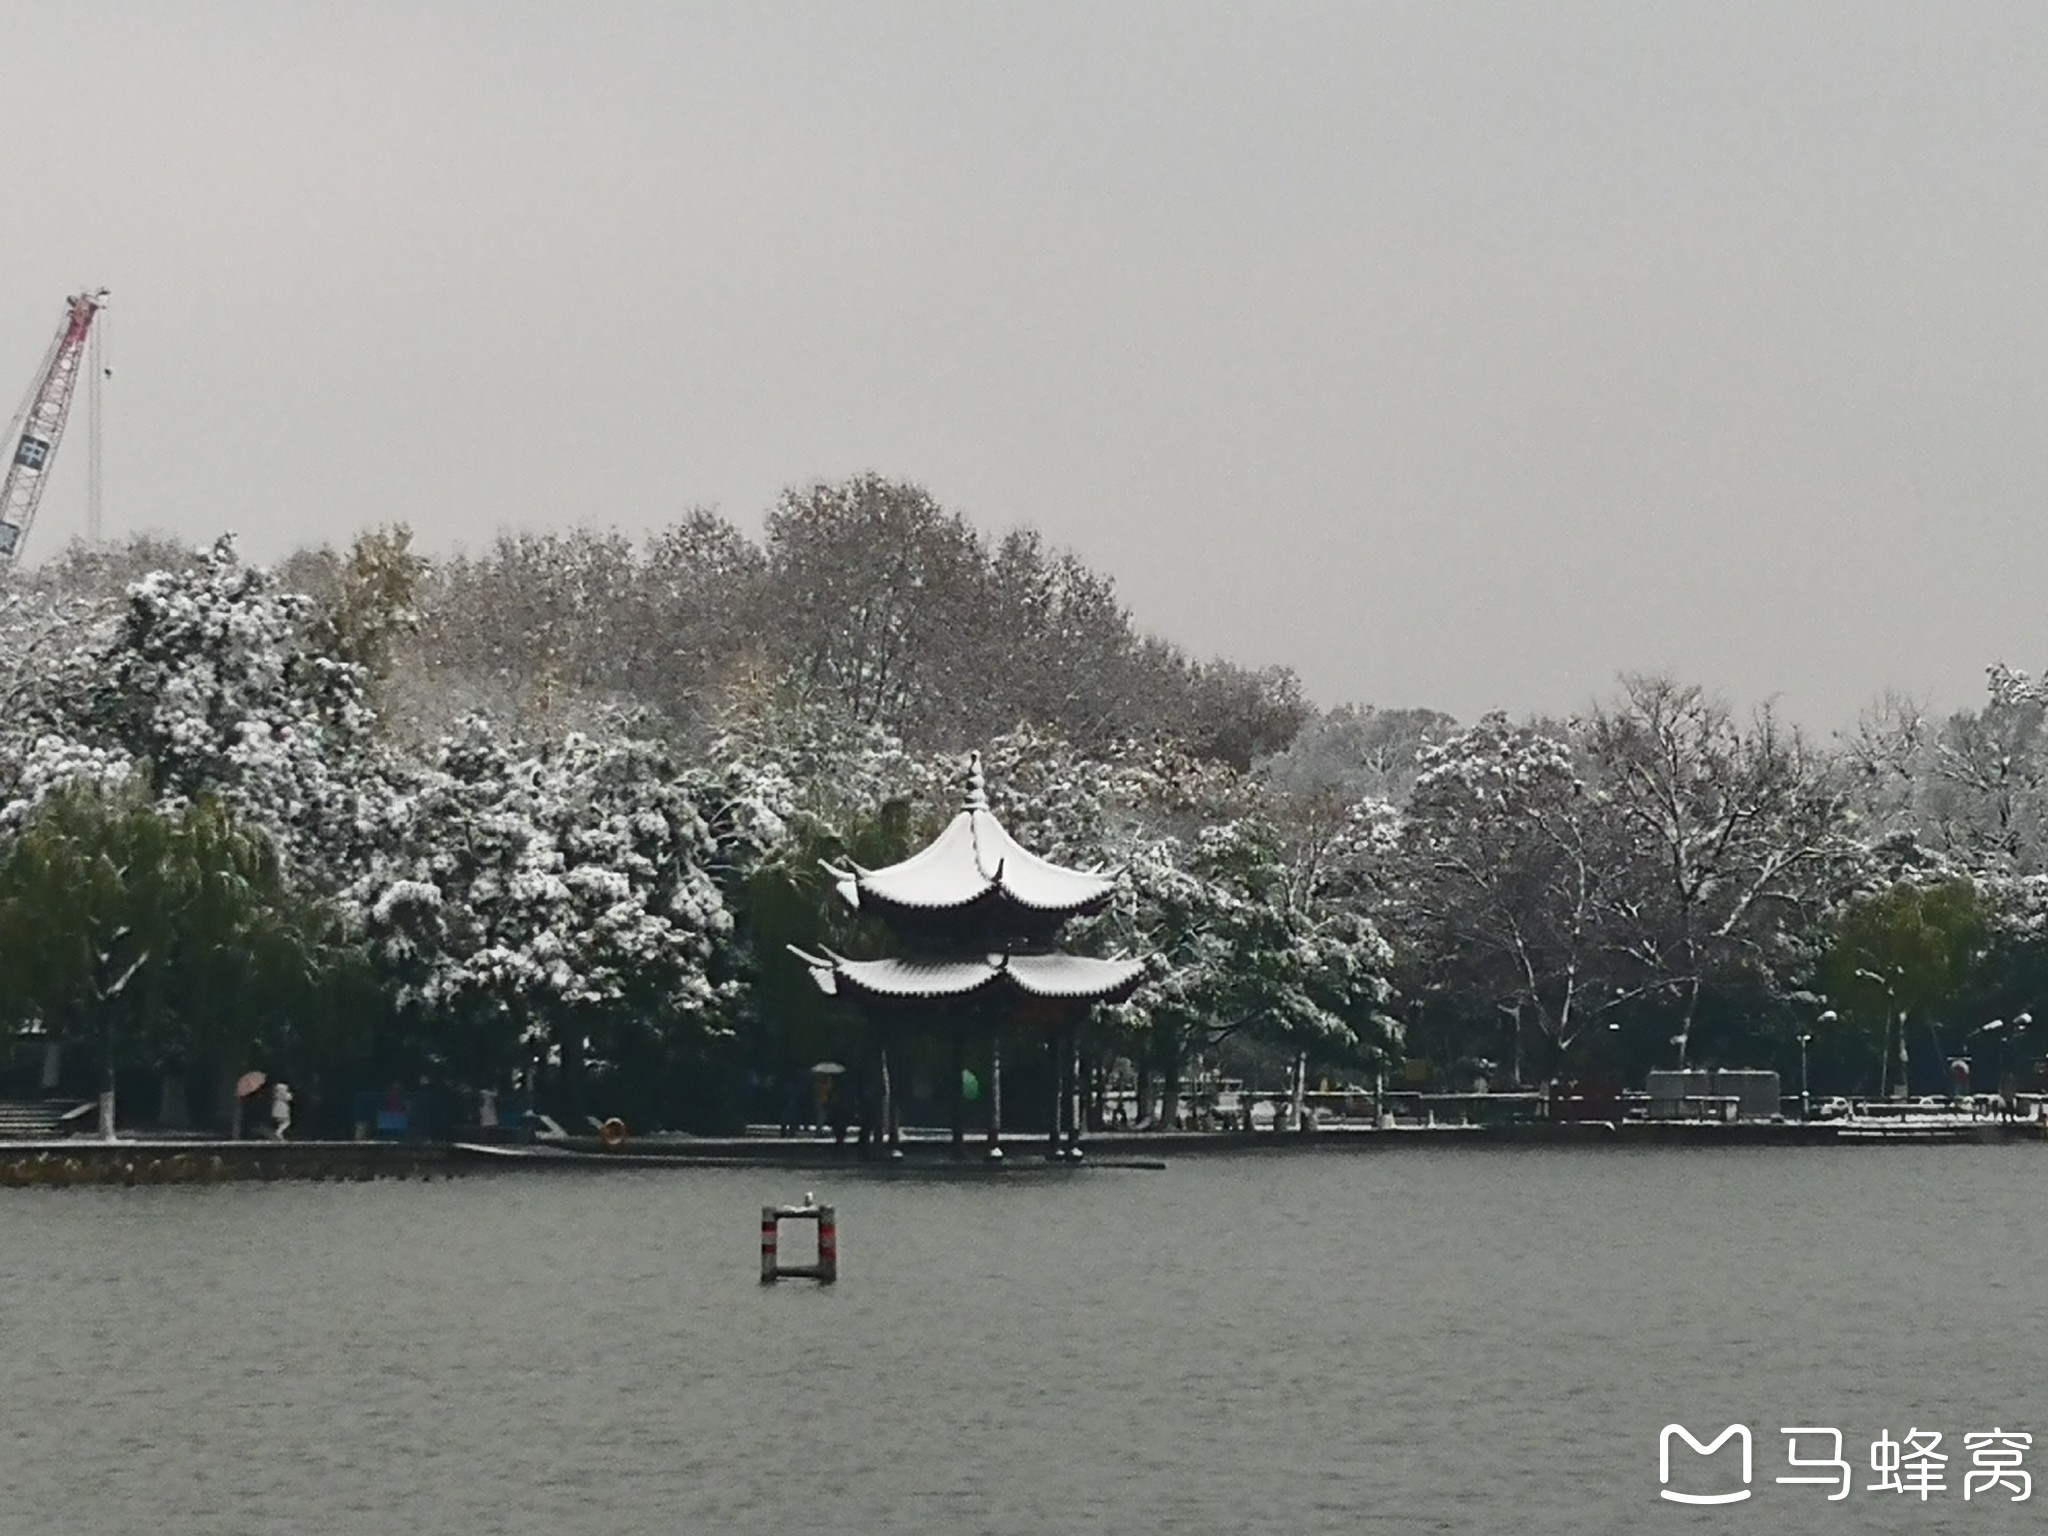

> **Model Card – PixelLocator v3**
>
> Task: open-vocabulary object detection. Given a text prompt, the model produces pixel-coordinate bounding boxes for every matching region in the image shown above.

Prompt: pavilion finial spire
[963,751,989,811]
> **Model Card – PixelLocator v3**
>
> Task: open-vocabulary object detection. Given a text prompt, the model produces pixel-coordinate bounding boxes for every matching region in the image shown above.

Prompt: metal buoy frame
[760,1196,837,1283]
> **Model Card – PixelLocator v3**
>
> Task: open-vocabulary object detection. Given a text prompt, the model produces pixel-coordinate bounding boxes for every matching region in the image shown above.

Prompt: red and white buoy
[760,1195,837,1284]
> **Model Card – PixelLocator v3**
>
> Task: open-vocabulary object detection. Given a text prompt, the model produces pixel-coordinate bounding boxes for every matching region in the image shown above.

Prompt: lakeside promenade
[0,1112,2040,1185]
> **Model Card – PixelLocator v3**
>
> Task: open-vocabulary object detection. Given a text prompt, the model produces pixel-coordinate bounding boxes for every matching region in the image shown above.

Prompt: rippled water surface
[4,1146,2046,1534]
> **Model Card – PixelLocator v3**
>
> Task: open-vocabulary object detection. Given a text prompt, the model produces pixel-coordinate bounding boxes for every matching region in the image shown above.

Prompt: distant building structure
[791,753,1150,1159]
[1645,1068,1781,1121]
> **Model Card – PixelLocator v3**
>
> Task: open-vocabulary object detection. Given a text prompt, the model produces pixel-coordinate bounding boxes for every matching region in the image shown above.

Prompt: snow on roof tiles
[792,950,1148,1004]
[1004,952,1148,1000]
[814,956,1004,999]
[839,807,1115,915]
[829,750,1118,917]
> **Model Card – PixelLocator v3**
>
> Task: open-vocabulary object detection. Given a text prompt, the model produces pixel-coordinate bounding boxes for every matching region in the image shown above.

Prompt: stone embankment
[2,1115,2040,1185]
[0,1140,463,1187]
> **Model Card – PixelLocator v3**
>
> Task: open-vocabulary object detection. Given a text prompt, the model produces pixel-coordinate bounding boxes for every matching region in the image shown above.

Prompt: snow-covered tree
[347,714,732,1113]
[1094,750,1397,1121]
[529,726,732,1107]
[1259,703,1456,806]
[72,535,380,888]
[1585,675,1856,1068]
[1397,713,1612,1080]
[345,717,548,1086]
[0,734,139,832]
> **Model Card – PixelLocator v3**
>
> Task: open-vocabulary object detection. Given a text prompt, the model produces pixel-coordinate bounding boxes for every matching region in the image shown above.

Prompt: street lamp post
[2012,1013,2035,1120]
[1854,967,1907,1099]
[1964,1013,2032,1116]
[1804,1010,1835,1121]
[1958,1018,2007,1115]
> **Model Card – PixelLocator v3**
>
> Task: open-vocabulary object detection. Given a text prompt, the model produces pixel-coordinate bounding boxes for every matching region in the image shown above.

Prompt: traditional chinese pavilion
[791,754,1148,1160]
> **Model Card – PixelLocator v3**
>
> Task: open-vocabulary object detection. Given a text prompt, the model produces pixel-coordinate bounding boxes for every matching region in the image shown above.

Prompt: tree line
[0,474,2040,1132]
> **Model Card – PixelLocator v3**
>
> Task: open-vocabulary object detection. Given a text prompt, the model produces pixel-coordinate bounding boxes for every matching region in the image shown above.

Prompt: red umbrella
[236,1071,268,1100]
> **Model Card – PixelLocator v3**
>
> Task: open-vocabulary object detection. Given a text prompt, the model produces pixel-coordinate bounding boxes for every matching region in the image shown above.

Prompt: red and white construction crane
[0,288,108,562]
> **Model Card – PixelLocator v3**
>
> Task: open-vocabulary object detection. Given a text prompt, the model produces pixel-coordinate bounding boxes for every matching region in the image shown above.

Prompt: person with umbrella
[235,1071,267,1140]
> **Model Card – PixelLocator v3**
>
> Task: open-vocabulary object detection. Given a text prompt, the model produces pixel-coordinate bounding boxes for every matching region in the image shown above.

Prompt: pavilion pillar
[887,1044,903,1157]
[1066,1025,1085,1159]
[878,1035,901,1160]
[1046,1031,1065,1162]
[985,1029,1005,1162]
[950,1025,966,1158]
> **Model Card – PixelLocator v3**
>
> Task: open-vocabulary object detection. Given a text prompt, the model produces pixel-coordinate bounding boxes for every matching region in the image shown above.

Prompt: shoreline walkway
[0,1112,2038,1185]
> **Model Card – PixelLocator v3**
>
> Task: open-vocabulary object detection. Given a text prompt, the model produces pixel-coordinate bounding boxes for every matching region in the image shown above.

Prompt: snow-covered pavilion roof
[825,754,1118,918]
[790,948,1149,1007]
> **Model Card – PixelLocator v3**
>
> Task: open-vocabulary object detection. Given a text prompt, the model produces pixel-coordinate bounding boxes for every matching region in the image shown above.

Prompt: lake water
[2,1146,2044,1534]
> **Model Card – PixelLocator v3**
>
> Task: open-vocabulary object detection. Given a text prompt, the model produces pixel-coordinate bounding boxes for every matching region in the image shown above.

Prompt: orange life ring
[599,1117,628,1149]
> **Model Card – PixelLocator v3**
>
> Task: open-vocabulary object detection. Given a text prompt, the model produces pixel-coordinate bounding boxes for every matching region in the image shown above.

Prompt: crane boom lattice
[0,288,108,562]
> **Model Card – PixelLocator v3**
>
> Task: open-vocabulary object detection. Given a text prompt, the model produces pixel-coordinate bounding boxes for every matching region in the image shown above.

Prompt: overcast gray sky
[5,2,2044,731]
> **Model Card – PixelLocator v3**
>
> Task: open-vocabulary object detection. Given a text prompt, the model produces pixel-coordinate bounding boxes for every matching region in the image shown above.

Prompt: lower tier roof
[791,949,1149,1006]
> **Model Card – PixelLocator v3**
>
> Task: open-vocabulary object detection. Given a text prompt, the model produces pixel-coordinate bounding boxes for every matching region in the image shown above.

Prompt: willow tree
[1823,878,1988,1098]
[0,782,343,1131]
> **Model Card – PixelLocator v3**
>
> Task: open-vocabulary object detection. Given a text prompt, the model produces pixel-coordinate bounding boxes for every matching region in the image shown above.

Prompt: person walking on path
[270,1080,293,1141]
